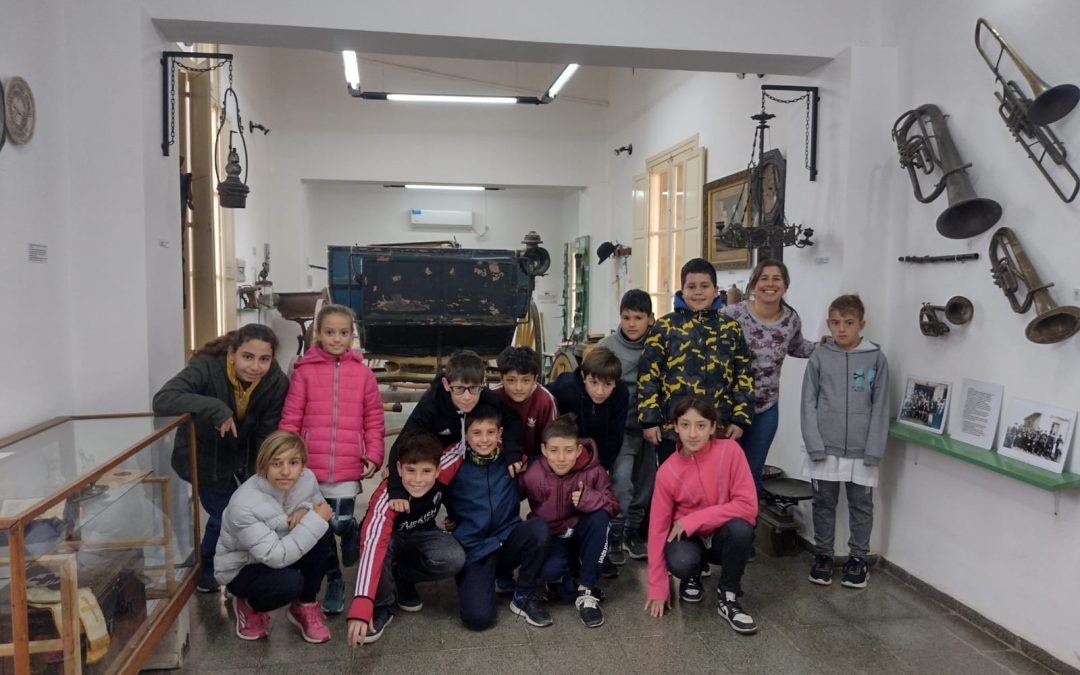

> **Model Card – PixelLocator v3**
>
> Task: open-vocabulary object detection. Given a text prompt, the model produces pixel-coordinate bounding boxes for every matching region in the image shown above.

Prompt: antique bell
[217,137,250,208]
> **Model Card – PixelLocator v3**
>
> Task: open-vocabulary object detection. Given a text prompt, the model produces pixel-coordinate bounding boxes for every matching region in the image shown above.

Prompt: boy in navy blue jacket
[544,347,629,471]
[448,405,552,630]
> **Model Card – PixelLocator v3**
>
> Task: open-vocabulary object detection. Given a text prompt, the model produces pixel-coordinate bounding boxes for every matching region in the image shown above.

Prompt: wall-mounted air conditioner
[408,209,474,230]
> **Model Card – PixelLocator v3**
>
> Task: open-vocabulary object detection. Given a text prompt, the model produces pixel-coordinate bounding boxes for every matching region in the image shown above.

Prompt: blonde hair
[255,430,308,477]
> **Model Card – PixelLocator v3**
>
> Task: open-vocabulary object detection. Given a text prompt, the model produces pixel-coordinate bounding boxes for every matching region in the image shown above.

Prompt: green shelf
[889,420,1080,492]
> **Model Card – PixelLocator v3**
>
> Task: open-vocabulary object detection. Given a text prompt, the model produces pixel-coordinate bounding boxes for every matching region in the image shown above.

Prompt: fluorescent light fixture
[342,50,360,90]
[386,93,518,104]
[404,184,487,191]
[545,63,580,99]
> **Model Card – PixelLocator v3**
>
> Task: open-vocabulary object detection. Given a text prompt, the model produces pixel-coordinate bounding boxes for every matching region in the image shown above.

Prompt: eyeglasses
[448,385,485,396]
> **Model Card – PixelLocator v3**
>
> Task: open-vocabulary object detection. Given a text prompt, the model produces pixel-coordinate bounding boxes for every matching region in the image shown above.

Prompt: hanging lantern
[215,60,250,209]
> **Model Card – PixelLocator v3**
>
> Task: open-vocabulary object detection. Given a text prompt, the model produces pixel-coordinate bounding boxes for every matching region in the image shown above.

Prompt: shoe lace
[575,591,600,610]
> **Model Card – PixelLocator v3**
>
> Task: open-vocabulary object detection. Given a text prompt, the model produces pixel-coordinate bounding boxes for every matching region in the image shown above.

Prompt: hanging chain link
[762,90,813,172]
[166,56,232,152]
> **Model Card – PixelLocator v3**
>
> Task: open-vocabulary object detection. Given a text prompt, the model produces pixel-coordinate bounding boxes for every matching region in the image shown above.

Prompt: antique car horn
[919,296,974,336]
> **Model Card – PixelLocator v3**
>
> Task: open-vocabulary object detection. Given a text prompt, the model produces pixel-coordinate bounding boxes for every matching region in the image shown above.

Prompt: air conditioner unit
[408,209,474,230]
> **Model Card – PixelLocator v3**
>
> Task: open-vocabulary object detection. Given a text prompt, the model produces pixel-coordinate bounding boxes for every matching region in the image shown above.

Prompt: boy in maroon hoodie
[518,414,619,628]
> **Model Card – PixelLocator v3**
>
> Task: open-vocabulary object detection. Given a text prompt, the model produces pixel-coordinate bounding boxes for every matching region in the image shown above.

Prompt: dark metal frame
[161,51,233,156]
[761,84,820,182]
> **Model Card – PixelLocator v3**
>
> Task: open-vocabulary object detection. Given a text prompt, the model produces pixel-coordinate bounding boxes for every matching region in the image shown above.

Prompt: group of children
[163,256,888,646]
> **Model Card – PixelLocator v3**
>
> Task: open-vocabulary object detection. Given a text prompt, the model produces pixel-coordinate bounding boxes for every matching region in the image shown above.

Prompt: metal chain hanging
[165,56,231,154]
[762,90,813,172]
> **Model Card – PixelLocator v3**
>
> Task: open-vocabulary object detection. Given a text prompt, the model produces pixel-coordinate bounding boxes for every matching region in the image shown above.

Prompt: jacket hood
[293,344,365,368]
[534,437,600,478]
[820,337,880,354]
[612,326,650,350]
[673,291,723,313]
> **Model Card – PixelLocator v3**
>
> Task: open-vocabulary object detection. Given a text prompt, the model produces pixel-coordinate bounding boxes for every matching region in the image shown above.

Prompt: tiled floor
[171,548,1065,674]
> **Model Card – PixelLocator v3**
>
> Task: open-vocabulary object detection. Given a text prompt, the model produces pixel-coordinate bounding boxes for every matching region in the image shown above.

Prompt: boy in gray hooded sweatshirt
[800,294,888,589]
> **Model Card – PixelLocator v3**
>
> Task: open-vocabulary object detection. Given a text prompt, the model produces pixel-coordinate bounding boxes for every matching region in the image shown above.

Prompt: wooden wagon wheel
[546,347,579,382]
[513,300,544,357]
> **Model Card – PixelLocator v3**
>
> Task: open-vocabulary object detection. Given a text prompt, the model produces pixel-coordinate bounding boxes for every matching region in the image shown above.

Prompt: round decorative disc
[5,76,36,145]
[0,79,6,154]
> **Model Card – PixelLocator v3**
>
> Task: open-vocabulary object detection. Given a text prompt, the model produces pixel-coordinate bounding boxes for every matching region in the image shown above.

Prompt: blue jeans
[739,404,779,496]
[199,489,234,570]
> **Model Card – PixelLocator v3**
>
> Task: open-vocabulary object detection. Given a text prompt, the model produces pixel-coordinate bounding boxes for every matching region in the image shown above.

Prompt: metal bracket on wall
[761,85,820,181]
[161,51,234,156]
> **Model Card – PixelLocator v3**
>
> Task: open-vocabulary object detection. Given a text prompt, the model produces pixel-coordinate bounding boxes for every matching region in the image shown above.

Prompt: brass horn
[988,227,1080,344]
[975,18,1080,202]
[919,296,974,337]
[892,104,1002,239]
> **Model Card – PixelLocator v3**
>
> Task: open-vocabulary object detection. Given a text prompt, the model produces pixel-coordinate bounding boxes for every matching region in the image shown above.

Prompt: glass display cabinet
[0,414,199,675]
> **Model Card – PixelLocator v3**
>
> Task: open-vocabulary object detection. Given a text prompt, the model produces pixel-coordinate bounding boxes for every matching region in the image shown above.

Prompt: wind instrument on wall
[919,297,974,336]
[975,18,1080,203]
[891,104,1002,238]
[898,253,979,264]
[988,227,1080,344]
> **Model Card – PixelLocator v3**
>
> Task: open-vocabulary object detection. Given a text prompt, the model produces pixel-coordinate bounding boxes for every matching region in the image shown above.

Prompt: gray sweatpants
[811,480,873,559]
[610,428,656,533]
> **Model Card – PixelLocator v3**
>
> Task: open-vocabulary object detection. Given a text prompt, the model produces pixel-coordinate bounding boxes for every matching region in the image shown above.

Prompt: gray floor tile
[184,625,272,670]
[354,644,542,674]
[700,617,827,675]
[530,638,629,675]
[937,612,1013,652]
[820,582,932,623]
[983,650,1060,675]
[779,623,911,674]
[907,650,1013,675]
[856,616,979,660]
[619,631,736,674]
[257,658,351,675]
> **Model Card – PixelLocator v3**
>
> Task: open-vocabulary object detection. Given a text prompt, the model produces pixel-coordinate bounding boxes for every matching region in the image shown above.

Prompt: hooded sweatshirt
[279,344,385,483]
[800,338,890,465]
[545,368,629,469]
[598,327,651,418]
[517,438,619,535]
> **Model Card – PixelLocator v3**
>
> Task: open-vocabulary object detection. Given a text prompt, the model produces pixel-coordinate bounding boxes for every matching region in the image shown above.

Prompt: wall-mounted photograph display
[999,398,1076,474]
[949,378,1004,450]
[898,375,952,434]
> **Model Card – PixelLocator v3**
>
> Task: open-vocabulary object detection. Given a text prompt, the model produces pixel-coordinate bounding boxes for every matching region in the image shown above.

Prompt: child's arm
[800,354,827,460]
[679,441,757,535]
[637,327,668,438]
[646,469,675,603]
[233,501,330,570]
[360,368,386,472]
[575,469,619,517]
[152,359,233,427]
[278,369,308,433]
[725,324,756,432]
[346,481,398,627]
[786,314,818,359]
[490,392,524,464]
[863,353,890,466]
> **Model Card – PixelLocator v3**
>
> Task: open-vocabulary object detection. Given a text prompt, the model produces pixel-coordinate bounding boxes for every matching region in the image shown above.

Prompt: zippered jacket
[279,345,385,482]
[800,338,890,465]
[446,450,521,563]
[545,368,629,469]
[154,353,289,493]
[517,438,619,535]
[647,438,757,601]
[491,384,559,458]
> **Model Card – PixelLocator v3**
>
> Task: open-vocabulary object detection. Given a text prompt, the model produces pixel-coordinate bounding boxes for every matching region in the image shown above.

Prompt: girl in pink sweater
[280,304,385,614]
[644,397,758,635]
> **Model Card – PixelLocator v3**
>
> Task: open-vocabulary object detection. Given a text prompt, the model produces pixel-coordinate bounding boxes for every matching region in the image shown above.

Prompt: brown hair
[670,396,721,433]
[316,303,356,335]
[580,346,622,381]
[542,413,579,444]
[255,430,307,477]
[396,432,443,467]
[464,404,501,431]
[828,294,865,320]
[444,350,485,385]
[192,324,280,361]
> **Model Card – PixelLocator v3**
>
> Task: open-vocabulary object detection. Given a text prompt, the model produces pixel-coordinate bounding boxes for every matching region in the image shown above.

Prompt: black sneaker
[809,555,833,586]
[717,590,757,634]
[396,580,423,612]
[607,536,627,566]
[321,575,345,615]
[510,591,553,627]
[625,530,648,560]
[363,606,395,644]
[339,519,360,568]
[841,557,869,588]
[679,576,704,603]
[196,564,219,594]
[600,559,619,579]
[575,589,604,628]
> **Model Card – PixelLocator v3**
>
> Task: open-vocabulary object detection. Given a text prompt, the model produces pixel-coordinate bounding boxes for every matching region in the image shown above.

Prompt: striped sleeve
[347,481,396,624]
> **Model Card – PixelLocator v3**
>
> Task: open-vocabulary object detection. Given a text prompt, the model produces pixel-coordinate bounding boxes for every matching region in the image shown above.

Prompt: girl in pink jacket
[280,303,385,614]
[644,397,758,635]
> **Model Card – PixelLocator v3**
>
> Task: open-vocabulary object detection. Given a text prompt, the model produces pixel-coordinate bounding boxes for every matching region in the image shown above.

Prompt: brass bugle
[891,104,1002,238]
[919,297,974,337]
[975,18,1080,126]
[988,227,1080,344]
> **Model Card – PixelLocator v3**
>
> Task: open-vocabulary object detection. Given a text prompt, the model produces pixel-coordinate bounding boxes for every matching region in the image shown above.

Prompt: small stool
[758,469,813,557]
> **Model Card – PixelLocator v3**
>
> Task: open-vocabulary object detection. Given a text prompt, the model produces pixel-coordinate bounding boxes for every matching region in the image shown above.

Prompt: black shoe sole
[718,608,758,635]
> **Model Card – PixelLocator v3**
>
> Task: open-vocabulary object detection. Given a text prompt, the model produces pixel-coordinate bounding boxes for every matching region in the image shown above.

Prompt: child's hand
[314,501,334,521]
[723,424,743,441]
[287,508,309,530]
[571,481,585,508]
[389,499,410,513]
[643,427,663,445]
[667,520,686,542]
[362,459,379,479]
[507,460,525,478]
[443,517,456,532]
[216,417,238,438]
[644,598,670,617]
[347,619,369,647]
[380,465,390,480]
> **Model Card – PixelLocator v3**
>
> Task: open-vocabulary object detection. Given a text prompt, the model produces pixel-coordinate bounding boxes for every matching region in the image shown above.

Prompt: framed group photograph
[999,398,1076,474]
[898,375,952,434]
[703,169,754,270]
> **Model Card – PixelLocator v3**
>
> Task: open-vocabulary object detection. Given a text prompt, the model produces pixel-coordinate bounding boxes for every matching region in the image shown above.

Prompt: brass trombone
[975,18,1080,202]
[988,227,1080,344]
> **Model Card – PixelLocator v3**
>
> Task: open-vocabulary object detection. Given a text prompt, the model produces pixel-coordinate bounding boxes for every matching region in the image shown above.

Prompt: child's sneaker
[396,579,423,612]
[607,525,626,566]
[196,564,219,594]
[575,588,604,628]
[679,575,704,603]
[625,530,648,560]
[717,590,757,634]
[510,591,553,627]
[600,559,619,579]
[363,606,395,644]
[287,601,331,644]
[232,596,269,640]
[495,576,516,595]
[340,519,360,568]
[841,557,869,588]
[809,555,834,586]
[321,575,345,614]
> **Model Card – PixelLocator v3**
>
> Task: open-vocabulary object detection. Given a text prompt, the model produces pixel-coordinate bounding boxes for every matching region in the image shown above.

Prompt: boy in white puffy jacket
[215,431,335,643]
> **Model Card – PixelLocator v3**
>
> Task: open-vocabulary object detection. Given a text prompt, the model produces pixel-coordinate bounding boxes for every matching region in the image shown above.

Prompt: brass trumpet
[975,18,1080,202]
[919,297,973,337]
[892,104,1001,239]
[988,227,1080,344]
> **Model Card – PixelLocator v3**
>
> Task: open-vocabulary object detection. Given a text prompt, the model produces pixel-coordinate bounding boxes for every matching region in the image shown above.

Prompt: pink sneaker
[233,596,269,640]
[287,601,331,643]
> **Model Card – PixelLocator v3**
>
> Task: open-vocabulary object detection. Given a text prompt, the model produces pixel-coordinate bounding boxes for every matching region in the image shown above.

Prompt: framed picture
[898,375,952,434]
[999,398,1076,473]
[703,169,754,270]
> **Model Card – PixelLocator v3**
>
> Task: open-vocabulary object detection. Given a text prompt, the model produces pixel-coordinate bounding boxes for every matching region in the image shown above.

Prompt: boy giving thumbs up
[518,414,619,628]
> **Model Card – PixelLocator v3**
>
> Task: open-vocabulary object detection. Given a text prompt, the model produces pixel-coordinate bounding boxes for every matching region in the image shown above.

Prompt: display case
[0,414,199,675]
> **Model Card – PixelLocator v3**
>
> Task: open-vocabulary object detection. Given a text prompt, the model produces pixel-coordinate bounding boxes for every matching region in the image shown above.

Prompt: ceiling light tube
[545,63,580,99]
[386,93,519,104]
[405,184,487,191]
[342,50,360,90]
